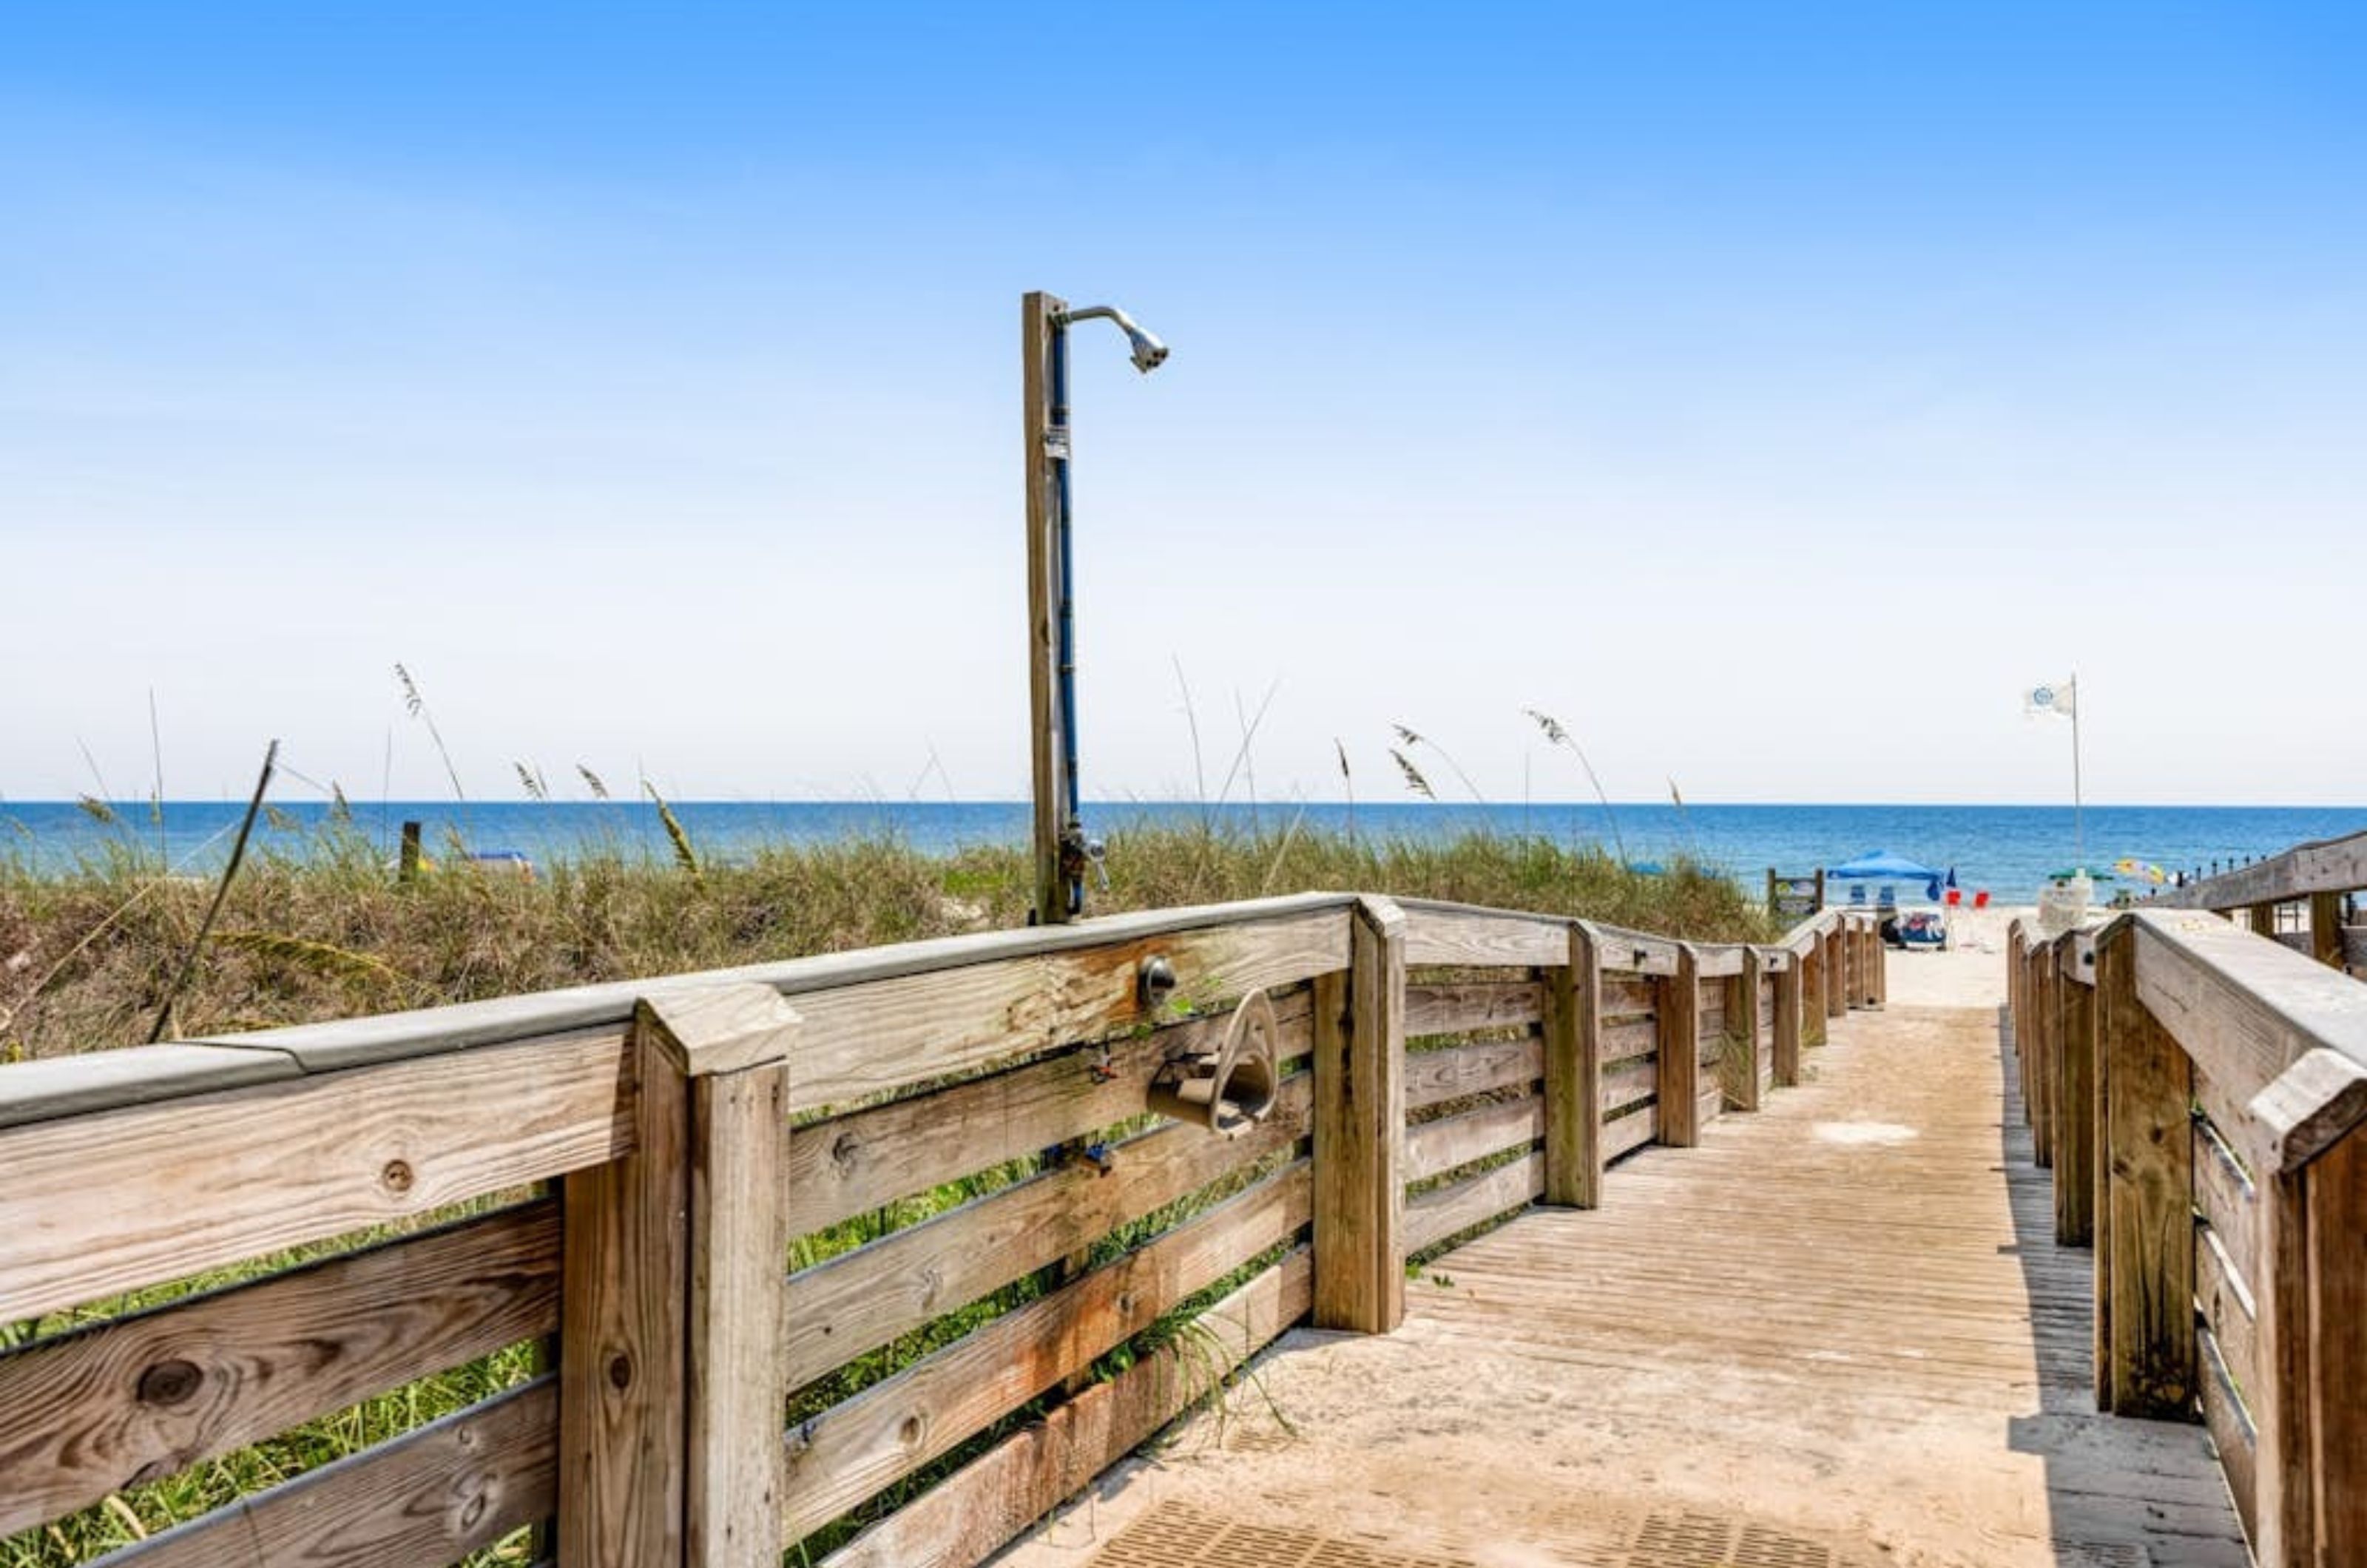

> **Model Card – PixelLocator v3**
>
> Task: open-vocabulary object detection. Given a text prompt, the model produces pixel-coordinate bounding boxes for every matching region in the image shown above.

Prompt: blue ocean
[4,799,2358,904]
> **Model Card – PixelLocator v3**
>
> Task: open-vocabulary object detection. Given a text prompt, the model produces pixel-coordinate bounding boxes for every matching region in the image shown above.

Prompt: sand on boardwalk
[1880,902,2028,1009]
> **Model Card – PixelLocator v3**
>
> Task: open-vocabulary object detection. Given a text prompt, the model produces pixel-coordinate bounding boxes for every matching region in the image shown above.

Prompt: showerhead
[1124,326,1169,374]
[1058,303,1169,374]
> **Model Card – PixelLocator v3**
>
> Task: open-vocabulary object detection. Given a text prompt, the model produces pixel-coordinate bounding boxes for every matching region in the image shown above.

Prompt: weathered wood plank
[1601,1016,1657,1064]
[1691,945,1745,979]
[559,1017,689,1568]
[1656,947,1701,1148]
[1603,975,1655,1016]
[1600,1056,1658,1113]
[2303,1132,2367,1564]
[785,991,1312,1236]
[1404,981,1543,1038]
[2193,1115,2258,1288]
[786,908,1350,1114]
[1772,954,1803,1087]
[783,1075,1309,1390]
[0,1044,300,1132]
[781,1165,1310,1542]
[1404,1152,1544,1255]
[1595,928,1682,977]
[96,1378,554,1568]
[686,1053,793,1568]
[2056,941,2097,1246]
[2096,927,2196,1420]
[815,1252,1311,1568]
[1314,896,1405,1333]
[1604,1106,1658,1162]
[2152,827,2367,911]
[0,1202,557,1538]
[1399,905,1567,968]
[1403,1098,1544,1186]
[1402,1036,1543,1112]
[1541,925,1601,1208]
[2195,1214,2258,1403]
[2200,1324,2260,1547]
[0,1030,630,1325]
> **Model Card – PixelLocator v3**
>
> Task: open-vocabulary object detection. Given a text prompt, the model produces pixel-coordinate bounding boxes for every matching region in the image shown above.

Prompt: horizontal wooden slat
[786,992,1313,1236]
[1601,1058,1657,1114]
[1604,1106,1658,1161]
[1402,1038,1542,1113]
[1405,1152,1543,1255]
[1601,1016,1657,1064]
[1402,1098,1543,1186]
[151,893,1353,1078]
[2151,827,2367,910]
[787,908,1349,1115]
[0,1030,629,1325]
[1603,975,1655,1016]
[2195,1216,2258,1401]
[2199,1326,2258,1544]
[0,1044,300,1132]
[2192,1116,2258,1289]
[1404,981,1543,1038]
[96,1376,555,1568]
[817,1251,1311,1568]
[782,1078,1310,1389]
[781,1163,1310,1541]
[0,1200,558,1538]
[1692,946,1745,979]
[1399,906,1567,968]
[1593,927,1681,976]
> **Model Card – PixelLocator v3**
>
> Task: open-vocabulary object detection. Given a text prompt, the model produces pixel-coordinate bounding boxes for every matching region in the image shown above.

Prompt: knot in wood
[137,1358,204,1408]
[380,1158,416,1194]
[607,1351,635,1391]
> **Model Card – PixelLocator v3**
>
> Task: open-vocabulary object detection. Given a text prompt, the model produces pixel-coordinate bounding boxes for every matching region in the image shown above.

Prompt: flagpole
[2070,672,2084,871]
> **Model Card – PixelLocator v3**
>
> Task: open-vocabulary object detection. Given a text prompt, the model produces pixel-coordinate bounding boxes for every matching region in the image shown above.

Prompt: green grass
[0,820,1771,1566]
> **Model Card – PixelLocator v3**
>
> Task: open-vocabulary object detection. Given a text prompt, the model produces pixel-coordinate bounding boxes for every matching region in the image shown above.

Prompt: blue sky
[4,2,2363,804]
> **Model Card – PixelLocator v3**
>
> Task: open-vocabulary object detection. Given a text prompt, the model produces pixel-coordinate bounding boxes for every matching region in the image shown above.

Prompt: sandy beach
[1878,902,2030,1009]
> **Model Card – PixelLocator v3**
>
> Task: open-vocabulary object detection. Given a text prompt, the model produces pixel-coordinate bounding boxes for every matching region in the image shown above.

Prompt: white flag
[2023,678,2076,719]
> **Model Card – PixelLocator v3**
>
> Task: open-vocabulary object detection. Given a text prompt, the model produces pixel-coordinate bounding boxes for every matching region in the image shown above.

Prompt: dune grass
[0,818,1772,1567]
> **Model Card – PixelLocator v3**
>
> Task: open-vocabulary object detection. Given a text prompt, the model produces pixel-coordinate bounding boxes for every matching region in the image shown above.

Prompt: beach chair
[1877,884,1899,913]
[1848,884,1868,907]
[1973,891,1990,910]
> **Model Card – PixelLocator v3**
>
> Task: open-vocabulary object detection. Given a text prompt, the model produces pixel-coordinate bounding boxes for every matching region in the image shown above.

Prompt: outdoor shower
[1021,291,1169,925]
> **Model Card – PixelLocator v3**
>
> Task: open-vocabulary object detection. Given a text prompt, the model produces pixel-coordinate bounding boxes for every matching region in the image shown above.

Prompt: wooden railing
[2009,907,2367,1567]
[2147,825,2367,974]
[1,894,1882,1568]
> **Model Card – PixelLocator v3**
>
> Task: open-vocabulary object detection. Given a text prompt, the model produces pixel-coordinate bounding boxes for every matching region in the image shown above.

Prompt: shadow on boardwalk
[1001,1004,2248,1568]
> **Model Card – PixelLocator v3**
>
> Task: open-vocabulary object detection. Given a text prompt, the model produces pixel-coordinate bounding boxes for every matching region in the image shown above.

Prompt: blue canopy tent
[1825,850,1945,905]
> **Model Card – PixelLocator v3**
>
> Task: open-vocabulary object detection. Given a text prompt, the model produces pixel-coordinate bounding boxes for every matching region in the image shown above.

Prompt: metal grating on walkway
[1087,1504,1473,1568]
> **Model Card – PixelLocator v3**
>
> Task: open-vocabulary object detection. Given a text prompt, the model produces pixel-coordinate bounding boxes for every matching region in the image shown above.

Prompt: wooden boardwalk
[1006,1001,2251,1568]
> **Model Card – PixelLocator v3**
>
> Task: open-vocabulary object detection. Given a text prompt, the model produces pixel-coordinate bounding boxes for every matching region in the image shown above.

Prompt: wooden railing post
[1542,922,1603,1208]
[560,985,800,1568]
[1656,944,1702,1147]
[1801,936,1828,1048]
[2054,933,2096,1246]
[2032,941,2056,1170]
[2093,927,2195,1420]
[2309,889,2346,970]
[1825,923,1847,1020]
[1772,948,1803,1087]
[1314,895,1405,1332]
[1728,948,1764,1112]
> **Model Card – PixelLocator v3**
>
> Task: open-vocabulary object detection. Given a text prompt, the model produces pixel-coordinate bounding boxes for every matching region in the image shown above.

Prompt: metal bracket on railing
[1147,987,1279,1138]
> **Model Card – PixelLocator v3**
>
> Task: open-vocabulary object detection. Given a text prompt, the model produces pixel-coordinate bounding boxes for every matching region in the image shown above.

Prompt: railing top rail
[2148,824,2367,910]
[2108,908,2367,1173]
[0,891,1357,1132]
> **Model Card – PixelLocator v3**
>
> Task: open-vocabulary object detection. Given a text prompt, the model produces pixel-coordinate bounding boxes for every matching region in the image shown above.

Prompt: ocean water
[5,799,2360,904]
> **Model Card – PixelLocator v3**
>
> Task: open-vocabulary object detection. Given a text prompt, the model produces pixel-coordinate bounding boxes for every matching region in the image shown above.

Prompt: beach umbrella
[2048,866,2116,882]
[2112,857,2167,885]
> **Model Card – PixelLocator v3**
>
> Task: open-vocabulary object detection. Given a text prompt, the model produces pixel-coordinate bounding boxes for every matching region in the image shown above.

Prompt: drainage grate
[1090,1503,1474,1568]
[1625,1511,1835,1568]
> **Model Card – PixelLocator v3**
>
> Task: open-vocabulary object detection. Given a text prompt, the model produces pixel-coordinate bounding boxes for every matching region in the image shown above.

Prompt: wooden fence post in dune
[561,984,800,1568]
[1314,894,1405,1332]
[1542,922,1604,1208]
[1656,944,1702,1148]
[1727,948,1765,1112]
[2310,890,2346,970]
[1772,948,1803,1087]
[2055,933,2097,1246]
[2093,926,2195,1421]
